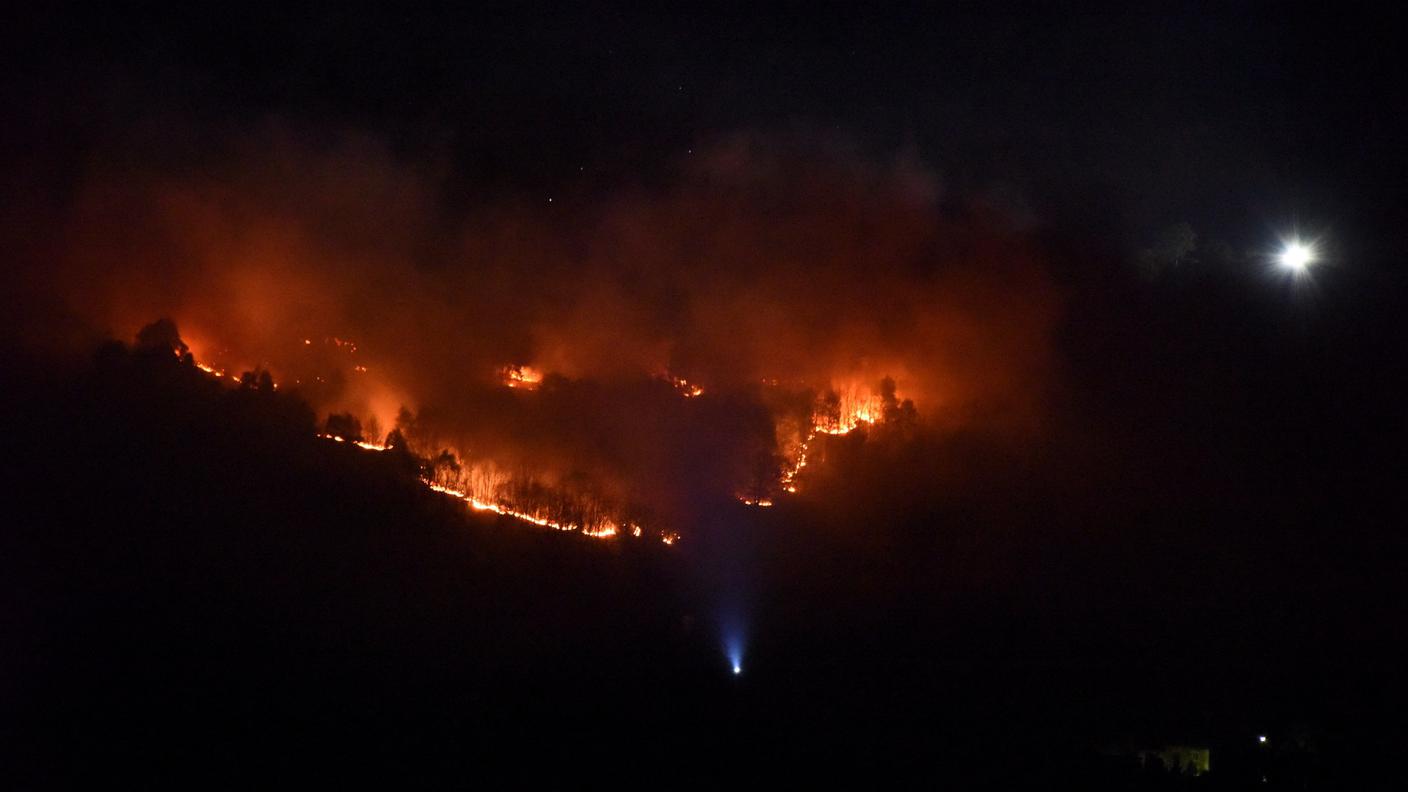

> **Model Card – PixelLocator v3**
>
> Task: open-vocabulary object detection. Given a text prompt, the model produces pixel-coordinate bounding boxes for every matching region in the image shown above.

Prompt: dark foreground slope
[4,346,702,784]
[5,335,1407,788]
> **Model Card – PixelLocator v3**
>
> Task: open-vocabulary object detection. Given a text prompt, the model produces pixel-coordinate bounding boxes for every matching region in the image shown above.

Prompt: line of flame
[188,356,670,543]
[739,385,894,507]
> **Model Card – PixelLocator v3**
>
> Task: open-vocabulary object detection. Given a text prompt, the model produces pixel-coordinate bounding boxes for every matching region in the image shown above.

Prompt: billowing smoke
[15,124,1061,531]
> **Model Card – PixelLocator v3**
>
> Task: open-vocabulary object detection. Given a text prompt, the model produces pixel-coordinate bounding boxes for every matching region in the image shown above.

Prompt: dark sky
[6,4,1405,254]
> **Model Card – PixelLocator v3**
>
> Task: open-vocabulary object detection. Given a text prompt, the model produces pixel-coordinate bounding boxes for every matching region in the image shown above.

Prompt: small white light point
[732,664,742,675]
[1258,735,1267,744]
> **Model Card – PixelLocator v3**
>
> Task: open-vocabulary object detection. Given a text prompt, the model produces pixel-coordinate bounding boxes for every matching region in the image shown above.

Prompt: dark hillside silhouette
[4,319,1405,786]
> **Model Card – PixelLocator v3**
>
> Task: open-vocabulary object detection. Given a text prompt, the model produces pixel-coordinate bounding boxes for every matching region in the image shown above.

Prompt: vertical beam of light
[721,607,747,677]
[725,635,745,676]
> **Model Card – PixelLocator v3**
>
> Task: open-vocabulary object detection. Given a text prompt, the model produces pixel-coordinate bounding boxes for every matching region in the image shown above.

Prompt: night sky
[8,5,1403,240]
[4,4,1408,786]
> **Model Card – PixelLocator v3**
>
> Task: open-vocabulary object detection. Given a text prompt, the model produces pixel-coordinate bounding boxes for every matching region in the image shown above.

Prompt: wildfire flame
[501,365,543,390]
[665,374,704,398]
[424,459,633,540]
[317,433,391,452]
[742,377,912,507]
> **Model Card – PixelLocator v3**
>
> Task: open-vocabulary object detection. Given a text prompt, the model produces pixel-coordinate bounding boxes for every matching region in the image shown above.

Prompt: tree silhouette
[384,427,409,451]
[817,388,841,432]
[324,413,363,441]
[238,369,277,393]
[135,318,191,364]
[382,427,421,472]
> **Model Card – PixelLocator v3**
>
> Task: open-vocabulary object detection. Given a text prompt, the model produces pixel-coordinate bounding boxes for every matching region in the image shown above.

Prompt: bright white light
[1258,735,1267,744]
[732,664,742,675]
[1277,240,1315,271]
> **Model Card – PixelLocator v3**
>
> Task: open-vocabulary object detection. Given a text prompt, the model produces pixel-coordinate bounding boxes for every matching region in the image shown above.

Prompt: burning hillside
[178,325,911,542]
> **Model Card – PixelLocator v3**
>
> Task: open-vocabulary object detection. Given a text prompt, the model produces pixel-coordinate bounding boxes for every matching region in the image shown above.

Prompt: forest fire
[184,329,923,542]
[52,134,1061,552]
